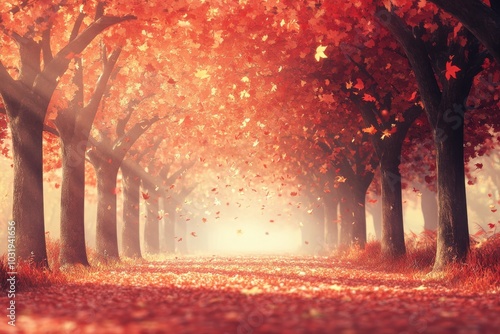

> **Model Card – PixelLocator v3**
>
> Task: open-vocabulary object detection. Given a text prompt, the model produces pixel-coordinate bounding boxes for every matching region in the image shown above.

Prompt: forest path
[1,256,499,333]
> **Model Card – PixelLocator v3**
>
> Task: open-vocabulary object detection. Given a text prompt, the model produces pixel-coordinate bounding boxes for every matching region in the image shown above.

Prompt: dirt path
[1,256,499,333]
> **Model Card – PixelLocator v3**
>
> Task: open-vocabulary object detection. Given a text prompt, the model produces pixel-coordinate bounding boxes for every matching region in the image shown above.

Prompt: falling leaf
[445,60,461,80]
[475,163,483,170]
[363,94,377,102]
[314,45,328,61]
[195,69,210,79]
[290,191,298,196]
[381,129,393,139]
[202,218,207,223]
[142,192,150,200]
[408,91,417,101]
[191,232,197,237]
[353,78,364,90]
[362,125,377,135]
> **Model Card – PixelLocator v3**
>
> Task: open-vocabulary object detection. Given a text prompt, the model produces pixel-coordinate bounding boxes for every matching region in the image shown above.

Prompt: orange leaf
[362,125,377,135]
[142,192,150,200]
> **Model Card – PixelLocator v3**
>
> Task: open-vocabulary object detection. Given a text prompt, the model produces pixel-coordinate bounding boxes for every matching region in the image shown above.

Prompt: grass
[0,236,67,292]
[334,228,500,291]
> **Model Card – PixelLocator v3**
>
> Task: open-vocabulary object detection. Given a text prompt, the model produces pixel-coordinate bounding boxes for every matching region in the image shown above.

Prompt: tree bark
[95,166,120,259]
[421,188,438,231]
[10,117,48,266]
[380,151,406,258]
[121,164,142,258]
[433,120,469,271]
[144,190,160,254]
[59,138,89,266]
[339,187,354,246]
[324,192,339,250]
[351,186,368,248]
[164,200,176,253]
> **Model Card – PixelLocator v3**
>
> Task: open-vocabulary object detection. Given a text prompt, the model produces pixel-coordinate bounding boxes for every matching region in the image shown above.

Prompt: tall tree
[378,5,488,270]
[88,100,159,260]
[0,3,134,266]
[55,40,122,266]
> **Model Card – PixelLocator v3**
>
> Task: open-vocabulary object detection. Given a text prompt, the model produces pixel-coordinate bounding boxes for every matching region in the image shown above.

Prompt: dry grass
[334,229,500,290]
[0,236,67,292]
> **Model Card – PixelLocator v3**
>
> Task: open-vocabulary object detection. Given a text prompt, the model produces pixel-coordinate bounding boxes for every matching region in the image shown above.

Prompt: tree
[55,39,122,266]
[87,99,159,260]
[0,2,134,266]
[378,4,488,270]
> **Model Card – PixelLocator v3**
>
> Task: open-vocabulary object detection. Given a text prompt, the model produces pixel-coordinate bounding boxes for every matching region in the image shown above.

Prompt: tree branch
[79,47,122,129]
[377,8,442,127]
[429,0,500,62]
[36,13,136,95]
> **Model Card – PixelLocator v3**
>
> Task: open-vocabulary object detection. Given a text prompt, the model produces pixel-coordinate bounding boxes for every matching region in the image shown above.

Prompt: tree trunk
[10,118,48,266]
[380,153,406,258]
[421,188,438,231]
[164,200,176,253]
[351,186,367,248]
[121,165,141,258]
[312,201,326,253]
[370,202,382,240]
[177,217,188,254]
[324,194,339,250]
[95,166,120,259]
[339,193,354,246]
[59,138,89,266]
[433,121,469,271]
[144,193,160,254]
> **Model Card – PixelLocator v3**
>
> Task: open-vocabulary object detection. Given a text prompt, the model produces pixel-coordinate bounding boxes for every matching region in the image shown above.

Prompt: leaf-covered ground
[2,256,499,334]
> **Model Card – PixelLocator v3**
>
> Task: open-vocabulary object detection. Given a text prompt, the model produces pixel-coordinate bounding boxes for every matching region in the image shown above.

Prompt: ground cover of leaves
[1,256,499,334]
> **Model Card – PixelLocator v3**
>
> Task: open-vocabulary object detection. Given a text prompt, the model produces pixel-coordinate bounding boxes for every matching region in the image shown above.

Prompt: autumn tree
[377,2,489,270]
[121,139,164,258]
[54,33,122,266]
[0,2,134,266]
[87,98,159,259]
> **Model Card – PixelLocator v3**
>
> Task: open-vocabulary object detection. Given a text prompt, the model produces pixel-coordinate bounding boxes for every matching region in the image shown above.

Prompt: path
[1,256,499,333]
